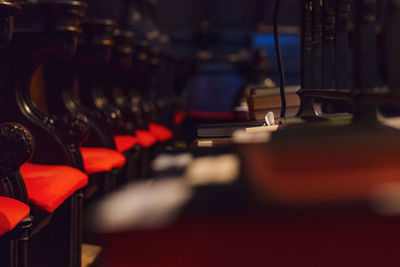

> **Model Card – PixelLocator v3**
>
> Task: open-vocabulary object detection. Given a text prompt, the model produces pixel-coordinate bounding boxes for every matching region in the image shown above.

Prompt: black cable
[273,0,287,118]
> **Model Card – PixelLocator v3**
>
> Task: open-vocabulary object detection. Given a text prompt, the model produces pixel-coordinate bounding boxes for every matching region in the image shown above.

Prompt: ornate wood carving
[0,1,87,167]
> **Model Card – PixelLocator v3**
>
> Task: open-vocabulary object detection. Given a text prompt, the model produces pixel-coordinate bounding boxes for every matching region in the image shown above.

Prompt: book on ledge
[247,85,300,120]
[197,121,264,138]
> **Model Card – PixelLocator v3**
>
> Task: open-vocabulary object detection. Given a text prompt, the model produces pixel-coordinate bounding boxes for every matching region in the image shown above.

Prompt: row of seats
[0,0,176,266]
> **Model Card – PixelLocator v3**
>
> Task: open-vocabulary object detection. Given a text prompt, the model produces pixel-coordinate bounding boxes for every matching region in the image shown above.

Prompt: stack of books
[246,85,300,120]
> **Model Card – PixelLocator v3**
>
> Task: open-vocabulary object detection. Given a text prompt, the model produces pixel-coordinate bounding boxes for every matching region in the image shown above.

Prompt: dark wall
[154,0,301,33]
[83,0,124,20]
[81,0,301,36]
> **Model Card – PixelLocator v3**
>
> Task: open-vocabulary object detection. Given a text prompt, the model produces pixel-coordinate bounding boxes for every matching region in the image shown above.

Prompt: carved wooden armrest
[45,113,90,145]
[0,122,34,203]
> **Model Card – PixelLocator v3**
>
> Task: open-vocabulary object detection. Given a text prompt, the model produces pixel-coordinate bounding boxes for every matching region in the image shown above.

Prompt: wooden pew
[39,19,136,190]
[27,17,128,197]
[0,1,91,266]
[108,30,152,180]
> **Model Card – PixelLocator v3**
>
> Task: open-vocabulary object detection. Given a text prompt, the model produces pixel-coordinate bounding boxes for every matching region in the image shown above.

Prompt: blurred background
[86,0,301,120]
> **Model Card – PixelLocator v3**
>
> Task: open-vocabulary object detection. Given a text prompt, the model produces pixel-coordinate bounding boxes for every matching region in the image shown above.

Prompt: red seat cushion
[148,123,173,142]
[135,130,158,148]
[174,111,186,125]
[20,163,88,213]
[114,135,139,152]
[80,147,126,175]
[0,197,30,236]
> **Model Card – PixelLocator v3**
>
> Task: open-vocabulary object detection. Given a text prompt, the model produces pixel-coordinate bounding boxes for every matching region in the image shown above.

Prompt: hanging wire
[273,0,287,118]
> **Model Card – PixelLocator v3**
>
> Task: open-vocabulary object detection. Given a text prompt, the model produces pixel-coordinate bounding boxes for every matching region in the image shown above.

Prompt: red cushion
[80,147,126,175]
[148,123,173,142]
[20,163,88,213]
[174,111,186,125]
[135,130,158,147]
[114,135,139,152]
[0,197,30,236]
